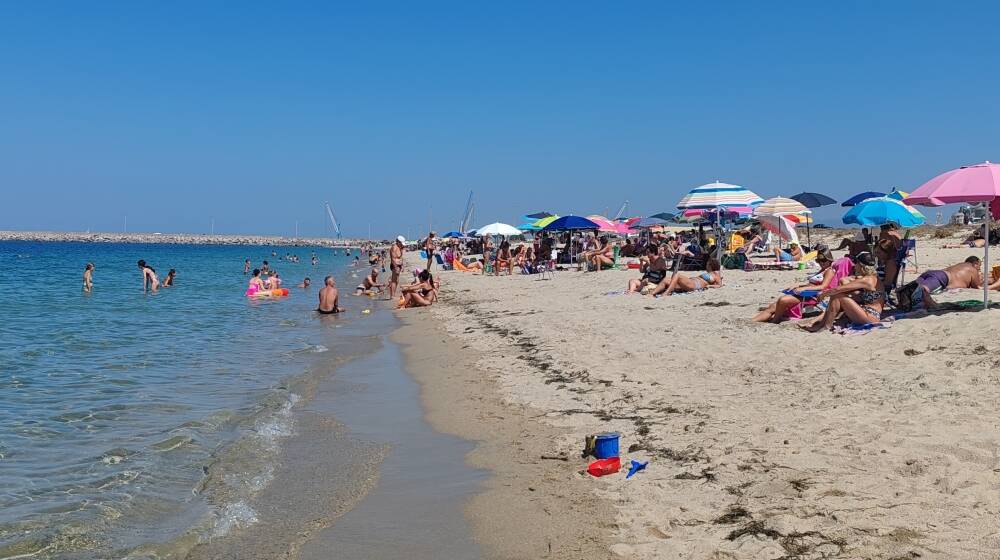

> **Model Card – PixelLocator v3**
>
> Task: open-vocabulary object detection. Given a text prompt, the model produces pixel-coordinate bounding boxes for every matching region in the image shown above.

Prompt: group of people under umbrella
[452,161,1000,309]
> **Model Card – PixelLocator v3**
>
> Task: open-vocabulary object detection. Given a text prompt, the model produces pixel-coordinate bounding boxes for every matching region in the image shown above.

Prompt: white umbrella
[757,214,800,245]
[475,222,522,236]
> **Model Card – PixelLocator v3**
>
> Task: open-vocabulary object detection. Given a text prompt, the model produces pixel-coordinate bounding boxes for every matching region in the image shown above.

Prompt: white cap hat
[396,235,405,243]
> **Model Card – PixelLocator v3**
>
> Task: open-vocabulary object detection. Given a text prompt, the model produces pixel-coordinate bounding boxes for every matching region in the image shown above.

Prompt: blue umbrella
[540,215,600,231]
[442,231,465,238]
[842,197,925,227]
[841,191,885,207]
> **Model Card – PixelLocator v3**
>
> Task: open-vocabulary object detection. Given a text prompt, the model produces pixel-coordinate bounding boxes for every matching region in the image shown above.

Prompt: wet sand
[392,312,615,559]
[180,308,484,559]
[298,321,482,559]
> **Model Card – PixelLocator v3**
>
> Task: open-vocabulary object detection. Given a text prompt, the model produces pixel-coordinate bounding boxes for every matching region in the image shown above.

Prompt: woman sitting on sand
[800,252,884,333]
[752,249,851,323]
[588,236,614,271]
[626,245,667,294]
[649,258,722,297]
[398,270,436,309]
[495,240,513,275]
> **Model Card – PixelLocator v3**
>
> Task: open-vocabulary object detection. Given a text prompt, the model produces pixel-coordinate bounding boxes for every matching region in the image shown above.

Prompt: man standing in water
[317,276,344,314]
[83,263,94,292]
[388,235,405,299]
[138,260,159,292]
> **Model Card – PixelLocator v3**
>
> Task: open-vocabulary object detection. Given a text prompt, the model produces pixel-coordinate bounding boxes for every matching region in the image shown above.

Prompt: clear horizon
[2,2,996,237]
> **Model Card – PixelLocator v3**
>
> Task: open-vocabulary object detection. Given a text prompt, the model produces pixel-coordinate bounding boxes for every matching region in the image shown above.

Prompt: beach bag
[721,253,746,270]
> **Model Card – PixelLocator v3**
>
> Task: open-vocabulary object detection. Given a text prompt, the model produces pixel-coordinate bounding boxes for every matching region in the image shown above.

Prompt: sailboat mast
[324,202,342,239]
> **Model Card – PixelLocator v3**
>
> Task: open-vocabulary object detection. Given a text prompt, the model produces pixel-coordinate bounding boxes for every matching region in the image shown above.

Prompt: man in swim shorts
[897,256,982,311]
[388,236,404,299]
[317,276,344,314]
[356,268,384,295]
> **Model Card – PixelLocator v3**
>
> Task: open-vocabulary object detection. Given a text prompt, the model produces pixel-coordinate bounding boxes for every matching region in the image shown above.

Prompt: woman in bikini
[752,249,843,322]
[649,258,723,297]
[800,252,884,332]
[627,245,667,294]
[398,270,436,308]
[138,260,159,292]
[495,240,512,276]
[588,237,614,271]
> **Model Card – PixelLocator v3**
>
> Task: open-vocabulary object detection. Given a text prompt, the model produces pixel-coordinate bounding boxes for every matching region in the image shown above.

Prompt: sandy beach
[403,234,1000,559]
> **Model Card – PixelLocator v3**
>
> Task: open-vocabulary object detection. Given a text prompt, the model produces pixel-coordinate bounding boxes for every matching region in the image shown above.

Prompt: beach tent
[907,161,1000,309]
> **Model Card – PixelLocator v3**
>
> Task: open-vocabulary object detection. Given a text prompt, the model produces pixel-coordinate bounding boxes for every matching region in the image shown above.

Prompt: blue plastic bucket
[594,432,620,459]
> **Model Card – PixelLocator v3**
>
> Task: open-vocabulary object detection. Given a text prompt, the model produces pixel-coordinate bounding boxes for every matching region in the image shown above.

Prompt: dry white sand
[412,235,1000,559]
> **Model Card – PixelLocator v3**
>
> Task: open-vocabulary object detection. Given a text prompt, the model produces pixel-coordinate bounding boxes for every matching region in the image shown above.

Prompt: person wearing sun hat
[388,235,405,299]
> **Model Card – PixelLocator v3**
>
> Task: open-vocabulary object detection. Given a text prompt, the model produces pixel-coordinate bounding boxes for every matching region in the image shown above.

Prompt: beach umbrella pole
[806,212,811,248]
[985,210,991,310]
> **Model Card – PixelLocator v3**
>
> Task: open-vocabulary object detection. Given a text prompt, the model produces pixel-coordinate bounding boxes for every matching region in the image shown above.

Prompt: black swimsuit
[317,308,340,315]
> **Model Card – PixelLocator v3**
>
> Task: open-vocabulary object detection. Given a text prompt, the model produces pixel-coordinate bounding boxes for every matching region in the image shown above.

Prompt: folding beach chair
[434,253,453,271]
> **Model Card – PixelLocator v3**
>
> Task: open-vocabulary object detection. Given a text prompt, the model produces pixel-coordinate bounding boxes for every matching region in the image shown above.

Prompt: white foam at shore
[211,501,259,537]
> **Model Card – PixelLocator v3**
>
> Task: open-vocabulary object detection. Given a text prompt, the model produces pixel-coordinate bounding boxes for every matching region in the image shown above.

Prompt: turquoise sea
[0,242,388,558]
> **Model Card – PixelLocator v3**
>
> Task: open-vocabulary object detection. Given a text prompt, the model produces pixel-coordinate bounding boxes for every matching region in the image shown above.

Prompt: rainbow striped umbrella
[676,181,764,210]
[752,197,808,217]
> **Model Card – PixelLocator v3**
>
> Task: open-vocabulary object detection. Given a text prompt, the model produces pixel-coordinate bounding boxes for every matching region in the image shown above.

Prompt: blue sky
[1,2,997,237]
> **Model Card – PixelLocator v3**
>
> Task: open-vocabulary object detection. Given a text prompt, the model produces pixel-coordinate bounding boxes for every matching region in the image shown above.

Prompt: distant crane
[324,202,342,238]
[612,200,629,221]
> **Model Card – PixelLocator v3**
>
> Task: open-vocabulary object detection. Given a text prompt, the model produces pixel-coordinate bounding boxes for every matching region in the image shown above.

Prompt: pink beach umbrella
[585,215,622,234]
[907,161,1000,308]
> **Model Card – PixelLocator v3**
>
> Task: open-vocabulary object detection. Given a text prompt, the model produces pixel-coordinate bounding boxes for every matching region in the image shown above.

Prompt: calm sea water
[0,241,376,558]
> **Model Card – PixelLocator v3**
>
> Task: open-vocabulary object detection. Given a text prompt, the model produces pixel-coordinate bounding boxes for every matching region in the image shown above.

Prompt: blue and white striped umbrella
[676,181,765,210]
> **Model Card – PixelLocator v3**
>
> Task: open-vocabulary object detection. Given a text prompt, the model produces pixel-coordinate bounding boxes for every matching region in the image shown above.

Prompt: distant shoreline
[0,230,380,247]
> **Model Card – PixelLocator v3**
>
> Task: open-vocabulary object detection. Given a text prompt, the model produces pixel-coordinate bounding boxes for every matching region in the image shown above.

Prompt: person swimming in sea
[244,259,251,274]
[138,260,159,292]
[83,263,94,292]
[298,277,311,288]
[162,269,176,287]
[266,270,282,291]
[317,276,344,314]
